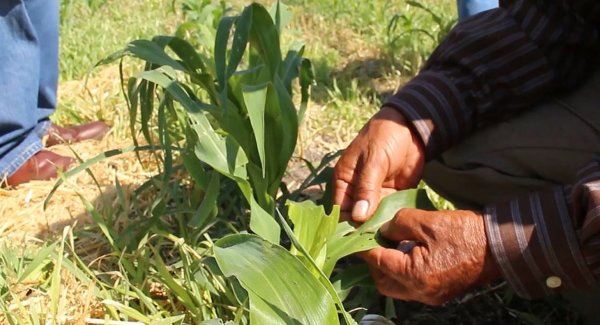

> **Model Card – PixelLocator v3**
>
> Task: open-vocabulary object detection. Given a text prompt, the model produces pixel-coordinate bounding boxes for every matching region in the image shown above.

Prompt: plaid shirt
[384,0,600,297]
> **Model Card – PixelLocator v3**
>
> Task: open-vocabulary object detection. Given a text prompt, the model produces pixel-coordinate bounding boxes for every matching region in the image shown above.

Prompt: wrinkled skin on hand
[333,107,425,222]
[361,208,501,305]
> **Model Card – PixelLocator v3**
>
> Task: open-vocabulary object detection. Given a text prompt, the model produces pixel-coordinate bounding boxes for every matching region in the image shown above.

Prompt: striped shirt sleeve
[484,160,600,298]
[384,0,600,157]
[383,0,600,298]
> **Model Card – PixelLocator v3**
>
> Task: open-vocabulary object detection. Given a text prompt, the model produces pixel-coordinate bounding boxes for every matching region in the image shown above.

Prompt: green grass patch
[59,0,180,81]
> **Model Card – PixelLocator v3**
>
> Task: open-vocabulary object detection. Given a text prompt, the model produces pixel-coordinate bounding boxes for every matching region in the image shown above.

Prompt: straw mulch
[0,135,157,244]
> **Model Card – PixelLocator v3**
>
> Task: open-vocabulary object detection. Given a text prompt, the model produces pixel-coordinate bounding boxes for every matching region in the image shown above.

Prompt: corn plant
[97,1,312,244]
[70,1,434,323]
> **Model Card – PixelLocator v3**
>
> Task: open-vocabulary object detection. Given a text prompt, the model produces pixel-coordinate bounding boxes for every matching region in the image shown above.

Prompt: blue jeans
[0,0,59,178]
[457,0,499,21]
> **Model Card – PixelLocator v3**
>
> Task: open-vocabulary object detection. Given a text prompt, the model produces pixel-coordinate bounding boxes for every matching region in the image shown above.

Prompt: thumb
[351,159,386,222]
[362,247,412,281]
[379,208,425,242]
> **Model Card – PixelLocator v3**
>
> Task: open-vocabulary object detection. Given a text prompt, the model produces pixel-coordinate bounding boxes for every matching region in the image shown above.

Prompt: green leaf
[102,300,153,323]
[324,189,434,276]
[280,43,304,92]
[249,196,280,245]
[151,247,200,315]
[268,77,298,186]
[215,16,236,90]
[188,111,248,178]
[269,1,293,34]
[247,3,282,78]
[153,35,208,73]
[189,171,220,228]
[214,234,339,325]
[151,35,220,103]
[138,67,218,115]
[227,6,252,79]
[360,188,435,233]
[331,264,373,301]
[126,39,187,72]
[242,83,269,178]
[182,150,208,188]
[287,201,339,270]
[276,210,357,325]
[17,243,56,283]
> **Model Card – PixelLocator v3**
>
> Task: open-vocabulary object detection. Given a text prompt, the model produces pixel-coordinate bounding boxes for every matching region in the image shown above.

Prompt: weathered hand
[361,208,501,305]
[333,107,425,222]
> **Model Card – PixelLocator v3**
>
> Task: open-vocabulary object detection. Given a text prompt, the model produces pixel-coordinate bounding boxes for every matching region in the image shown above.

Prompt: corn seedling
[43,1,434,323]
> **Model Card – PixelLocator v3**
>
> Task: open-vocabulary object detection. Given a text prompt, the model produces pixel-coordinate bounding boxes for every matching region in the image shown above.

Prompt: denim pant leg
[0,0,59,179]
[456,0,499,21]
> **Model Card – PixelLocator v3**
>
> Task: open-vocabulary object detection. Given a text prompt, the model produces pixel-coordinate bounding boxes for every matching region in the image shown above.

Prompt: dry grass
[1,65,158,244]
[0,64,161,322]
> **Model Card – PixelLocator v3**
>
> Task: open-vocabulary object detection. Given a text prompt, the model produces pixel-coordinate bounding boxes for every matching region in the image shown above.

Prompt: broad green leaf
[242,83,269,178]
[227,6,252,79]
[249,292,299,325]
[188,111,248,178]
[248,3,282,78]
[249,196,280,244]
[262,82,286,189]
[214,234,339,325]
[324,189,434,276]
[215,16,236,90]
[276,210,357,325]
[288,201,339,270]
[259,77,297,195]
[360,189,435,232]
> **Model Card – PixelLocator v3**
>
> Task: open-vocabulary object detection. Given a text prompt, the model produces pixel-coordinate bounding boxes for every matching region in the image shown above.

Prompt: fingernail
[352,200,369,219]
[396,240,417,253]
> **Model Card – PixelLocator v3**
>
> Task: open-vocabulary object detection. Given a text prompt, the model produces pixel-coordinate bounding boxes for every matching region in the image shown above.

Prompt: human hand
[333,107,425,222]
[361,208,501,305]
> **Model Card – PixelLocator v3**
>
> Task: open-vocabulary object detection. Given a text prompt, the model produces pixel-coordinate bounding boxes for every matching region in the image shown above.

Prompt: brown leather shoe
[5,150,75,186]
[46,121,110,146]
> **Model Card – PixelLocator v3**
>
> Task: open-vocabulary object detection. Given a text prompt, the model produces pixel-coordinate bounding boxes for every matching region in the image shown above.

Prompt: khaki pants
[422,69,600,321]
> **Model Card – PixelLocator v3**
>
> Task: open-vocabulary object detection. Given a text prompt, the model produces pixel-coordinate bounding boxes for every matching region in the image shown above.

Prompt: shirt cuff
[483,187,597,298]
[383,70,471,159]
